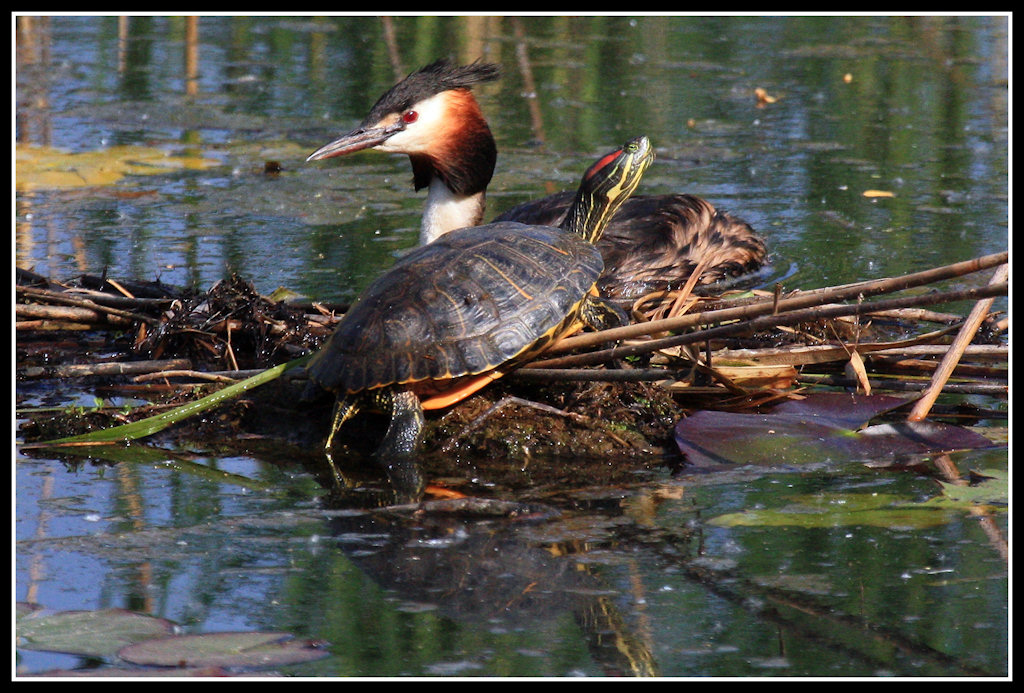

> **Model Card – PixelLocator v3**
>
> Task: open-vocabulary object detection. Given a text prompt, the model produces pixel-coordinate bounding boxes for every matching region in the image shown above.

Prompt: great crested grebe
[307,59,767,299]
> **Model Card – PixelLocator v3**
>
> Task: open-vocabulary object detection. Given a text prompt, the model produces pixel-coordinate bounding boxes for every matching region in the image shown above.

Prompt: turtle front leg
[581,294,628,331]
[325,388,426,502]
[580,295,630,366]
[372,387,426,501]
[324,388,425,457]
[373,387,426,458]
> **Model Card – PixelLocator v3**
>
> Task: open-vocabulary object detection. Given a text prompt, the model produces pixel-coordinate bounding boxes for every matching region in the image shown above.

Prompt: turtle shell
[307,221,603,395]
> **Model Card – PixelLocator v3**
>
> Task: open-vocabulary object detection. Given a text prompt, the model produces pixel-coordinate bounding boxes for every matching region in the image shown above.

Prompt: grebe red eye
[402,110,418,124]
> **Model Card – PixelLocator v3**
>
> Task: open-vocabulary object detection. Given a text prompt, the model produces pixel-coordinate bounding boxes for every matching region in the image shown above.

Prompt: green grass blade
[30,355,312,446]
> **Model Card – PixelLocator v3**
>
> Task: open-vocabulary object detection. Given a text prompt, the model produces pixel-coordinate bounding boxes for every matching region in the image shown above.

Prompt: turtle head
[562,135,654,244]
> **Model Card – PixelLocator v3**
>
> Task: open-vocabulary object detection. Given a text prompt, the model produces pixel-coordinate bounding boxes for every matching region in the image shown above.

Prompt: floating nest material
[15,252,1008,462]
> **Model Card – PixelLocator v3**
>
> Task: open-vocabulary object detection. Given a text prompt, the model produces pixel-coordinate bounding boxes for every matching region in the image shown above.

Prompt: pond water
[15,15,1008,678]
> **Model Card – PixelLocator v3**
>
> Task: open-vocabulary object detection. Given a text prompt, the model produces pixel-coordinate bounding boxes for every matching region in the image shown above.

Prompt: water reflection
[326,498,660,676]
[302,443,1005,677]
[17,437,1006,676]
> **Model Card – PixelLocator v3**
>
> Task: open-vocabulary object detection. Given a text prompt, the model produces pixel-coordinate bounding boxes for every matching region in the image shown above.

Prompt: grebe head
[307,58,500,196]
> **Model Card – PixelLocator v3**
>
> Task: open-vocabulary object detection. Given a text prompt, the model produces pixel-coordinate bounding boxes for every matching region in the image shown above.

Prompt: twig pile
[519,251,1008,416]
[16,252,1008,422]
[16,269,336,382]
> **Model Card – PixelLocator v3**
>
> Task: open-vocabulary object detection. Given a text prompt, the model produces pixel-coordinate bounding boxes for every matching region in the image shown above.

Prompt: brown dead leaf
[845,350,871,395]
[755,87,779,107]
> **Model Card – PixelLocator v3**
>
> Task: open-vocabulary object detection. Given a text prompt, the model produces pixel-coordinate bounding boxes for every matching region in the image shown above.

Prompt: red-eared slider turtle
[305,135,654,459]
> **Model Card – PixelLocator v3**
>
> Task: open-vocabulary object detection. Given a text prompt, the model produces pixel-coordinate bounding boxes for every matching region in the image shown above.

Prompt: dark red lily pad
[767,392,913,429]
[118,631,329,669]
[675,392,994,467]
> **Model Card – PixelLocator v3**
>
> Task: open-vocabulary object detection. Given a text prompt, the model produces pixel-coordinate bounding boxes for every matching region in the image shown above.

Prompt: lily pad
[118,631,329,669]
[928,468,1008,508]
[20,666,259,677]
[709,492,957,529]
[767,392,911,429]
[15,143,220,191]
[709,467,1006,529]
[16,607,176,658]
[674,392,994,467]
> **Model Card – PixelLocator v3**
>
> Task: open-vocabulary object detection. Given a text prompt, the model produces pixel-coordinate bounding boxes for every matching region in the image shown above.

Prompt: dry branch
[797,374,1007,397]
[907,263,1010,421]
[511,368,688,383]
[16,302,138,327]
[534,282,1006,370]
[17,285,161,324]
[550,251,1007,353]
[18,359,193,380]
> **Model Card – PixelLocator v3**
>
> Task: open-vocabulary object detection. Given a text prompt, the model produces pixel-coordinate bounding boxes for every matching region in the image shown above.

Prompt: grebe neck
[420,176,487,244]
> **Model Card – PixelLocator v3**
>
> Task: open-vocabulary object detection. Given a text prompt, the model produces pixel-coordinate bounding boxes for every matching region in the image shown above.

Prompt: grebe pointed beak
[306,122,403,162]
